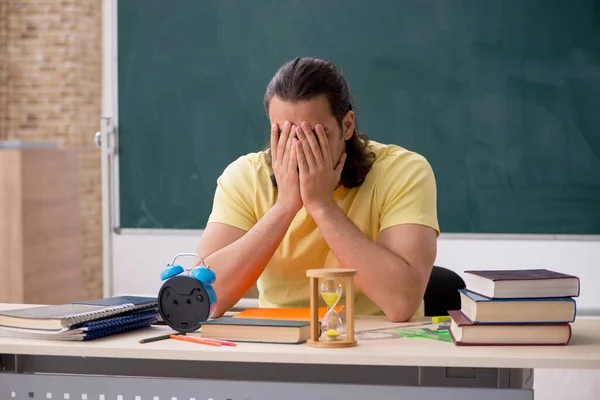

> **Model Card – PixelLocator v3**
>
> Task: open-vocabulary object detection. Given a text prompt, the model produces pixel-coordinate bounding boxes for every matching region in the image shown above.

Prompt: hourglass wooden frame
[306,268,357,348]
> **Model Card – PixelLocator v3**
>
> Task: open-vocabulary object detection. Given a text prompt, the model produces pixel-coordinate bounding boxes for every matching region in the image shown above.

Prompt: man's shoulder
[366,140,433,179]
[221,149,272,177]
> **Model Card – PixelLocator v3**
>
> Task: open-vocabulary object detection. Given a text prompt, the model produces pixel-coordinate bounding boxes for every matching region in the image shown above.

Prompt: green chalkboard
[117,0,600,234]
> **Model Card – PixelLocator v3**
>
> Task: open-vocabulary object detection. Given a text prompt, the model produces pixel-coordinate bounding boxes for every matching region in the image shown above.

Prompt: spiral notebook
[0,296,157,331]
[0,310,159,340]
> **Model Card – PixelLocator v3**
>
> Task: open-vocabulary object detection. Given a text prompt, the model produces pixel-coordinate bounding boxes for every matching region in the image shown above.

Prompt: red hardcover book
[463,269,580,299]
[448,310,572,346]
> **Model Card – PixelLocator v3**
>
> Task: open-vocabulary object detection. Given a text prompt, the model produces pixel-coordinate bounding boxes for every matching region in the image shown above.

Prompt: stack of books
[0,295,158,341]
[448,269,580,346]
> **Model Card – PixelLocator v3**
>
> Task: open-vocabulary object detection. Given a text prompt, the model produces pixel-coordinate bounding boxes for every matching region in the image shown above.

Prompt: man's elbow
[380,281,428,322]
[380,290,426,322]
[385,309,414,323]
[212,298,240,318]
[383,302,418,322]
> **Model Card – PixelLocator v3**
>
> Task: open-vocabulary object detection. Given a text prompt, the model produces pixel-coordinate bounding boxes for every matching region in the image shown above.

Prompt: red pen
[200,337,237,347]
[169,334,222,347]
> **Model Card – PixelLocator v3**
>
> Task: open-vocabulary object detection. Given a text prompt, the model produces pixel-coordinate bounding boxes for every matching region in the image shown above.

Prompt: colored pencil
[169,334,222,346]
[200,337,237,346]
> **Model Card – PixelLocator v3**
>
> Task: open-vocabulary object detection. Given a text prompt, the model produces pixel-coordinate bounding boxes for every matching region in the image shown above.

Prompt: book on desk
[197,306,344,344]
[449,269,580,346]
[0,295,158,340]
[200,317,311,344]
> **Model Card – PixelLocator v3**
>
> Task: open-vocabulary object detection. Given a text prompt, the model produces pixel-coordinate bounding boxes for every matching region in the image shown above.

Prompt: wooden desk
[1,303,600,400]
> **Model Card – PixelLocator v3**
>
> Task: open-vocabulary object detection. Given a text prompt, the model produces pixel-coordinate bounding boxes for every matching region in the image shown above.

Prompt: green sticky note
[396,328,453,343]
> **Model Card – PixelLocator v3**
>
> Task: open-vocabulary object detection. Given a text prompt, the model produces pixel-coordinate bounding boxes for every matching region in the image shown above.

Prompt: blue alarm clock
[157,252,217,333]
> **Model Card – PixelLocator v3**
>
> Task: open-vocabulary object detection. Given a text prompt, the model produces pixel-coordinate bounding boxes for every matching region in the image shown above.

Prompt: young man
[197,57,439,321]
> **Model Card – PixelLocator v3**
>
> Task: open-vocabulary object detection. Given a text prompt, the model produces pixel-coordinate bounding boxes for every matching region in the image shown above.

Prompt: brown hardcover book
[200,317,311,344]
[448,310,572,346]
[463,269,580,299]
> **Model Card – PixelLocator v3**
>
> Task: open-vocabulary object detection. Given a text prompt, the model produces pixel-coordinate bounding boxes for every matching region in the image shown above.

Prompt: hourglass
[306,268,357,348]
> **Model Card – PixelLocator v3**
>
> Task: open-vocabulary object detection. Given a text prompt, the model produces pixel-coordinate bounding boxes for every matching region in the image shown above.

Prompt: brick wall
[0,0,103,299]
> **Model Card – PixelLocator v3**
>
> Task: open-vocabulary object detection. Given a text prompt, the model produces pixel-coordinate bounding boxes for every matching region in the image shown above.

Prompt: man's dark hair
[263,57,375,189]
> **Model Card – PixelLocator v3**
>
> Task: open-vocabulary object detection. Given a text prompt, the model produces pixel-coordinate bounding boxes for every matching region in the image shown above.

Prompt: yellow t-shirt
[207,140,439,317]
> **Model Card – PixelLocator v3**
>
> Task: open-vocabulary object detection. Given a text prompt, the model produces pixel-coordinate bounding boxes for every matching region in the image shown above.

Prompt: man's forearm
[310,204,424,321]
[205,203,297,316]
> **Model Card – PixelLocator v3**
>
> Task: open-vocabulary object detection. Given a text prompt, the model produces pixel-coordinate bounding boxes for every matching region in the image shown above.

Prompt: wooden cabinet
[0,145,86,304]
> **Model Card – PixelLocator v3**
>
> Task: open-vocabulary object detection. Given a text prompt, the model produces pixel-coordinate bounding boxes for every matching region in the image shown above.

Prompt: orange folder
[233,306,344,321]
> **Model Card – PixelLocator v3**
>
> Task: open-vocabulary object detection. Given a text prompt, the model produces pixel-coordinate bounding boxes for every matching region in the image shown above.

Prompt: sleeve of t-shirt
[206,155,257,232]
[376,152,440,236]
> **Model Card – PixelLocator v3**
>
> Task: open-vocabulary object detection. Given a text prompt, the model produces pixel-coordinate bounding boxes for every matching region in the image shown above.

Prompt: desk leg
[0,354,19,373]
